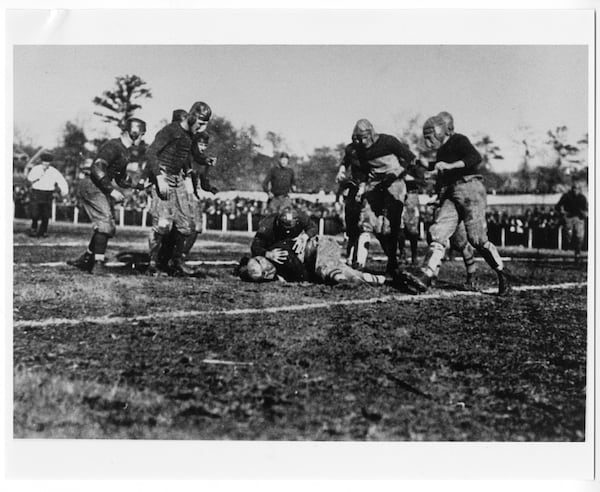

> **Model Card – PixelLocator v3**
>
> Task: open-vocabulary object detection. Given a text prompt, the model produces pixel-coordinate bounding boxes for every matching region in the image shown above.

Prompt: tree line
[14,74,588,194]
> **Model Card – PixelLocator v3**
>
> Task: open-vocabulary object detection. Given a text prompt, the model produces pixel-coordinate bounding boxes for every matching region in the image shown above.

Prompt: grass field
[12,221,588,441]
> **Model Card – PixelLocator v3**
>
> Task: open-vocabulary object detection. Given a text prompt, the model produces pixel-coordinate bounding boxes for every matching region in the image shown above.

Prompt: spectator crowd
[12,184,586,250]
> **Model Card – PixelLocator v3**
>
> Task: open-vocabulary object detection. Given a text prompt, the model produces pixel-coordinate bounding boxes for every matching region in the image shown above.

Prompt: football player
[335,135,367,263]
[403,113,508,295]
[145,101,212,276]
[351,118,423,276]
[238,207,318,282]
[68,118,146,273]
[238,211,386,287]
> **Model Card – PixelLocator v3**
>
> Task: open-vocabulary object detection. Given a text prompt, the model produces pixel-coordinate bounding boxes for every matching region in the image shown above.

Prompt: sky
[13,44,588,172]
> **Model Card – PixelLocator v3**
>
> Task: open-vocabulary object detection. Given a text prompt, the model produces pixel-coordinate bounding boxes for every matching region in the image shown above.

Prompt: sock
[92,232,110,255]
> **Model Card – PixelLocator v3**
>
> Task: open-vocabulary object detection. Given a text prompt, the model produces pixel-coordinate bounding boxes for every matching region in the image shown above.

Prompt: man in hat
[26,152,69,237]
[263,151,297,214]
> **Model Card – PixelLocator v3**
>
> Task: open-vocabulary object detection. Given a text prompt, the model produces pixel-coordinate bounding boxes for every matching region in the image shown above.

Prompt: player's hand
[110,189,125,203]
[268,192,274,200]
[335,168,347,184]
[434,161,454,173]
[156,173,169,199]
[207,157,217,167]
[266,248,288,264]
[292,232,309,256]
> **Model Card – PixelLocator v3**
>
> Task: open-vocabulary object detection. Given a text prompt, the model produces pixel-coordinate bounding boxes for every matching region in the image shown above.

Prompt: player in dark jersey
[159,131,219,264]
[68,118,146,273]
[335,135,368,263]
[350,119,422,276]
[402,114,508,295]
[237,207,318,282]
[145,101,212,276]
[238,209,386,286]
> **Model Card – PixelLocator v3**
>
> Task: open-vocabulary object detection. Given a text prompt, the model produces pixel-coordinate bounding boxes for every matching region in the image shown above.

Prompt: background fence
[12,199,588,251]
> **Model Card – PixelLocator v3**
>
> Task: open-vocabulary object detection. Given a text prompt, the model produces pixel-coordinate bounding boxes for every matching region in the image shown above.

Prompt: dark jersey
[556,191,588,219]
[341,143,368,184]
[147,122,193,176]
[90,138,131,195]
[251,212,318,257]
[190,152,216,193]
[435,133,482,187]
[263,166,295,196]
[355,134,416,182]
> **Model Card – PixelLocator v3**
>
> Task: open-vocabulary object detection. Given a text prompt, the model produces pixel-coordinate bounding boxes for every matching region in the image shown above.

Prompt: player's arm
[290,169,297,193]
[146,126,176,176]
[300,212,319,238]
[262,169,272,193]
[434,134,482,173]
[90,144,117,195]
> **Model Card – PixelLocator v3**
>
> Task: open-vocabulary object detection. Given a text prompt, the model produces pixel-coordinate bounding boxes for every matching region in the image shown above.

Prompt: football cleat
[168,258,197,277]
[67,251,94,273]
[399,268,431,294]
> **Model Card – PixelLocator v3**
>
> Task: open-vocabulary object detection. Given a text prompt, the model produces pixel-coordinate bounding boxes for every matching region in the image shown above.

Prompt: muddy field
[12,221,588,440]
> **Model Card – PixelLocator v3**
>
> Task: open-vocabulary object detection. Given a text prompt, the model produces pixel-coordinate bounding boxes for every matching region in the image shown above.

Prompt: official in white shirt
[26,152,69,237]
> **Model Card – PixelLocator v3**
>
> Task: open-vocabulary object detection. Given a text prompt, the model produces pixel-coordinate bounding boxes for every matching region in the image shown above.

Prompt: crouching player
[68,118,146,273]
[238,207,317,282]
[237,208,386,286]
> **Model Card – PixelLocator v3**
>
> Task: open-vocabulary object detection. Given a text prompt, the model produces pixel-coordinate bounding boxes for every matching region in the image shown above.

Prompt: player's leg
[344,198,361,261]
[37,197,52,237]
[182,198,203,258]
[147,187,173,276]
[449,221,477,289]
[400,198,458,293]
[69,187,115,273]
[169,181,196,276]
[572,217,585,260]
[355,195,378,270]
[402,192,421,265]
[307,235,384,286]
[453,178,508,294]
[28,193,41,236]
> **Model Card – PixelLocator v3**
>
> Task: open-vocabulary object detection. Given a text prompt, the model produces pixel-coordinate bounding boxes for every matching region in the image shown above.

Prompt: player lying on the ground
[236,207,389,287]
[238,207,317,282]
[68,118,147,274]
[401,113,510,295]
